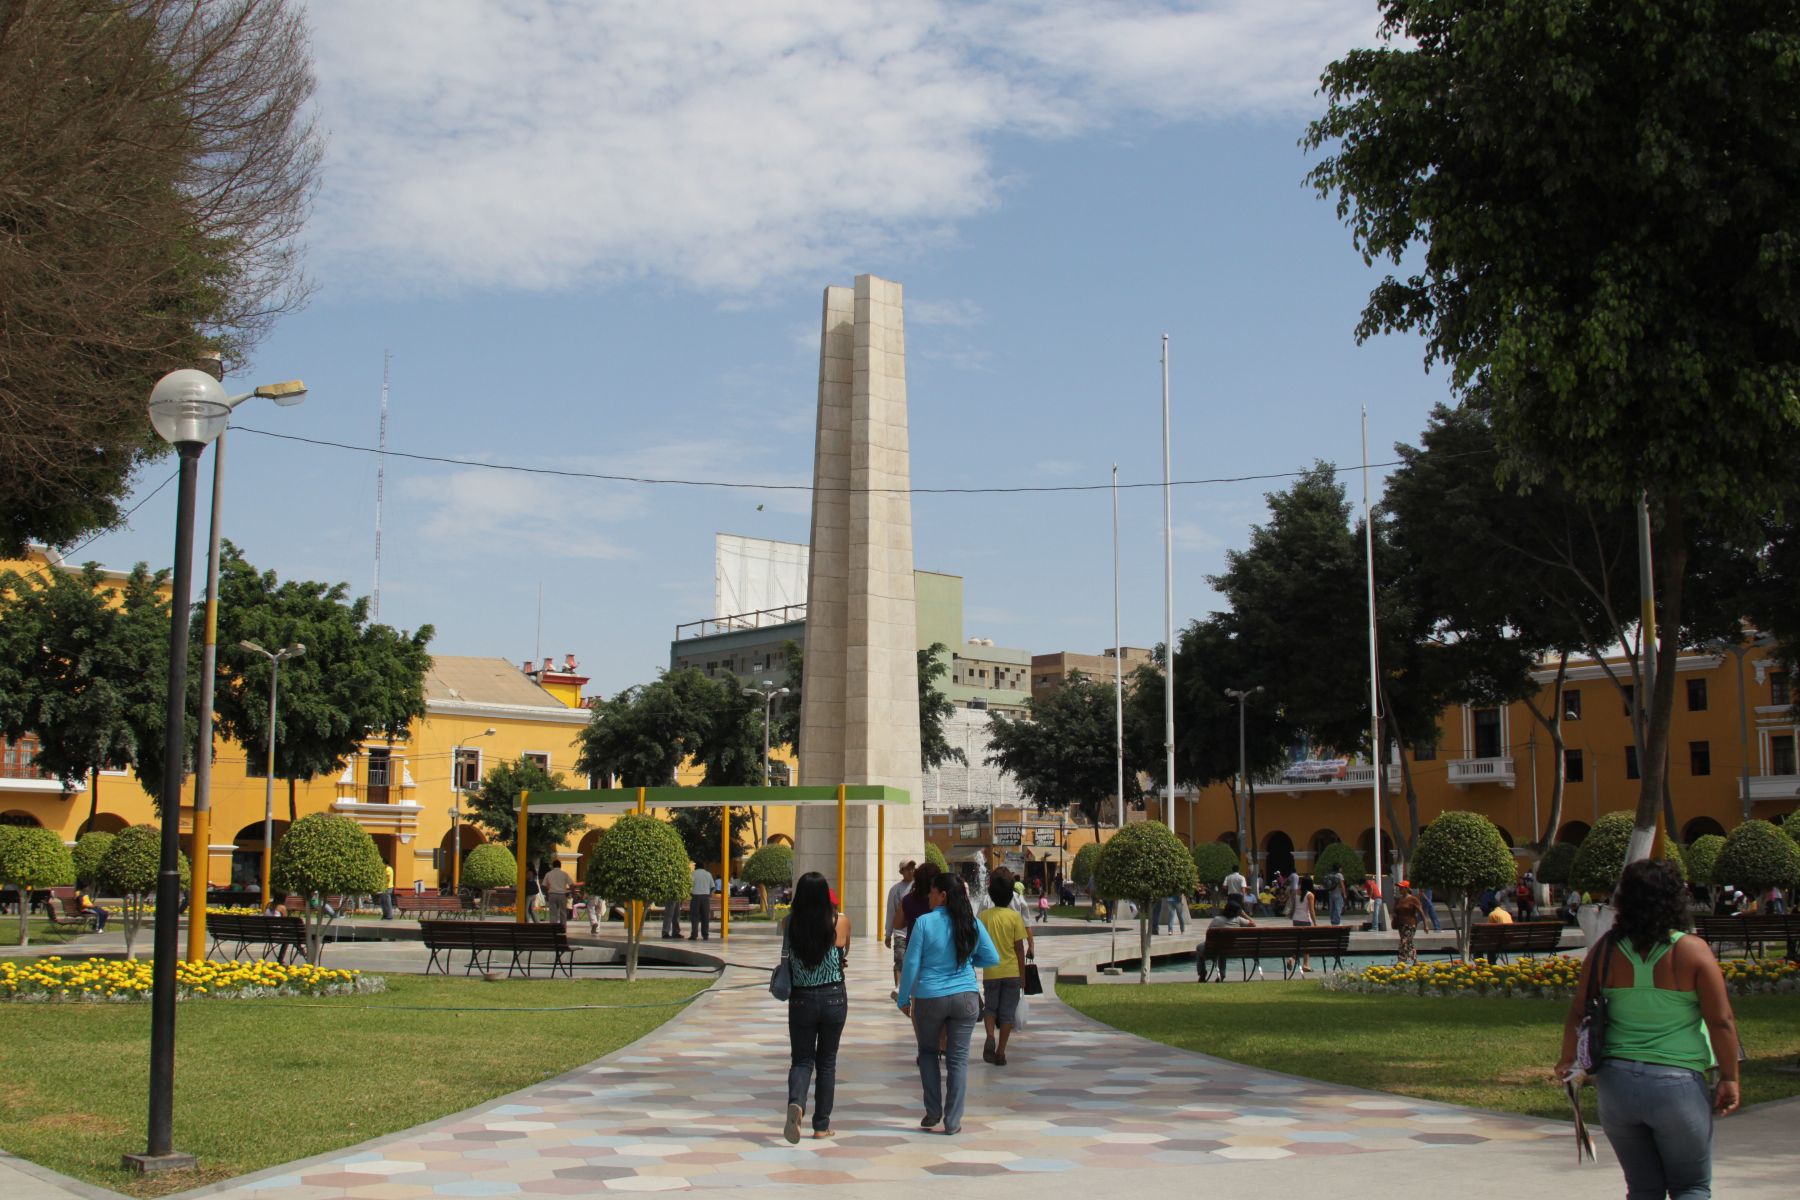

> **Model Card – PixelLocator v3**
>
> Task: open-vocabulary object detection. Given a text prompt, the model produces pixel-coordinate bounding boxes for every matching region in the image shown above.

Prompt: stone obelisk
[796,275,923,934]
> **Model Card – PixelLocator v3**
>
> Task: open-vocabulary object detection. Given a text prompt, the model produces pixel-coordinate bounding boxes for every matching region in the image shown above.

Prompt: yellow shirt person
[978,904,1027,980]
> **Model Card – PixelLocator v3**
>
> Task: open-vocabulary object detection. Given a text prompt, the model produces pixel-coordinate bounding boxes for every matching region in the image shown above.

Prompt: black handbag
[1022,962,1044,996]
[769,923,792,1001]
[1573,932,1613,1076]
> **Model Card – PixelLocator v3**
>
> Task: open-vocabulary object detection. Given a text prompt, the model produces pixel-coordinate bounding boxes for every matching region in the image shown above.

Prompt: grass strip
[1059,979,1800,1120]
[0,973,706,1197]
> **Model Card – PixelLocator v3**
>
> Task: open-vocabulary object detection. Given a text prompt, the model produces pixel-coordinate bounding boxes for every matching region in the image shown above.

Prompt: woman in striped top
[782,871,851,1143]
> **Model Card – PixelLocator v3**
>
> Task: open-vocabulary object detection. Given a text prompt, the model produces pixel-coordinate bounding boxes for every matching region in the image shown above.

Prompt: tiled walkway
[199,931,1562,1197]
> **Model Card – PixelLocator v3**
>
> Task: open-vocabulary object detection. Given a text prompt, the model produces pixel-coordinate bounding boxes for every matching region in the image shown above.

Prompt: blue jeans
[1419,892,1441,931]
[1328,892,1344,926]
[912,991,980,1131]
[1597,1059,1713,1199]
[787,983,846,1132]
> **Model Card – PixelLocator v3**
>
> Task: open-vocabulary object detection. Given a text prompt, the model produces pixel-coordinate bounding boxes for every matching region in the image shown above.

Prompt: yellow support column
[721,804,731,942]
[836,783,846,926]
[876,802,886,943]
[632,787,645,938]
[515,790,530,925]
[187,805,209,962]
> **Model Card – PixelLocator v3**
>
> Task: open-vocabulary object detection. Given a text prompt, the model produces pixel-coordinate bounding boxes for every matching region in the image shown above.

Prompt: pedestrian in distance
[1036,890,1051,924]
[1209,895,1256,929]
[542,860,573,926]
[1392,881,1423,965]
[1286,877,1317,974]
[523,866,542,924]
[1556,859,1740,1200]
[1323,866,1346,926]
[782,872,851,1143]
[689,860,715,940]
[978,874,1029,1066]
[897,870,999,1135]
[885,860,917,994]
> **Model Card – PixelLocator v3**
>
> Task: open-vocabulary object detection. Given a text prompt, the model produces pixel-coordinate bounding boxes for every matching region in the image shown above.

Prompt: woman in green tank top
[1557,860,1741,1199]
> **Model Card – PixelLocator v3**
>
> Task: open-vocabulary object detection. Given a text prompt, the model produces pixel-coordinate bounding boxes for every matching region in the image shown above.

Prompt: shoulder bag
[1573,932,1613,1077]
[769,922,792,1001]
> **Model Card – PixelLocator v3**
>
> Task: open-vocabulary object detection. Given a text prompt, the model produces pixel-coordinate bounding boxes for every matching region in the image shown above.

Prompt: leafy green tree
[917,644,966,772]
[577,669,716,787]
[1569,813,1635,898]
[1094,822,1196,983]
[465,756,584,865]
[1070,842,1099,891]
[1715,820,1800,897]
[923,842,949,875]
[1308,1,1800,859]
[669,806,754,873]
[739,843,794,914]
[71,831,115,889]
[460,843,517,917]
[1190,842,1240,893]
[1410,812,1517,956]
[1313,842,1368,885]
[0,826,75,946]
[97,824,186,959]
[589,814,689,979]
[212,544,433,825]
[1536,841,1579,889]
[270,813,387,962]
[1685,834,1727,907]
[988,670,1143,841]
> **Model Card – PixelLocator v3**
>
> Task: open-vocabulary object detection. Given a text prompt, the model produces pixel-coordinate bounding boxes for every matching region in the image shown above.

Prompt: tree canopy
[1094,821,1196,983]
[987,670,1142,835]
[1409,811,1517,955]
[588,814,689,980]
[0,825,75,946]
[465,756,584,863]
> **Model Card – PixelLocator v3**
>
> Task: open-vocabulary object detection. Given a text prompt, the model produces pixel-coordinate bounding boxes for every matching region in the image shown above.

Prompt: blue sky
[76,1,1452,699]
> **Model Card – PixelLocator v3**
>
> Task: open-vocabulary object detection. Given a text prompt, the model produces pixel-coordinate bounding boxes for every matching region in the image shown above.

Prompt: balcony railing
[1448,756,1517,788]
[1264,764,1400,796]
[1745,774,1800,803]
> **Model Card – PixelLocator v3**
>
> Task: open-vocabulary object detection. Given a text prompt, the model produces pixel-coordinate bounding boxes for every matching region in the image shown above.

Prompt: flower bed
[0,957,386,1002]
[1329,954,1798,999]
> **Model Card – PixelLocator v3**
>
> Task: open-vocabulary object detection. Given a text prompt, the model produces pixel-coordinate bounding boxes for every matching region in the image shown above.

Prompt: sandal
[783,1103,803,1144]
[812,1128,834,1139]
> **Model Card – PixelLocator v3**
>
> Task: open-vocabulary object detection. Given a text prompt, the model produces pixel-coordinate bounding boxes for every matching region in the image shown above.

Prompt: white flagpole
[1114,463,1125,829]
[1362,407,1385,929]
[1161,336,1176,835]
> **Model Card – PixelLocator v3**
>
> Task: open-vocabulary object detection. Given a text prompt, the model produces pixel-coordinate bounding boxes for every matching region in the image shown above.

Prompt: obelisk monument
[795,275,924,933]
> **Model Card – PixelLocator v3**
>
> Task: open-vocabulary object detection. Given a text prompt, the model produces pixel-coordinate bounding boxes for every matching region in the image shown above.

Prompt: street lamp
[450,728,497,893]
[127,370,230,1174]
[187,364,306,962]
[744,680,789,844]
[1707,631,1776,825]
[239,640,304,912]
[1225,687,1264,877]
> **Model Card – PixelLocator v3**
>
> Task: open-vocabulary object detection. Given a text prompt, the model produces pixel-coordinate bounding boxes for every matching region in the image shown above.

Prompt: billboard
[715,534,809,620]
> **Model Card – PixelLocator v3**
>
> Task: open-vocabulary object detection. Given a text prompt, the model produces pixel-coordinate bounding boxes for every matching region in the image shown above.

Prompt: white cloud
[909,297,985,328]
[403,467,645,561]
[1173,519,1224,552]
[301,1,1379,295]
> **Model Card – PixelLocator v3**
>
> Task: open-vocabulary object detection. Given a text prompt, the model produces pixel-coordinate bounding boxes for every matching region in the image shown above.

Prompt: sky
[74,0,1456,700]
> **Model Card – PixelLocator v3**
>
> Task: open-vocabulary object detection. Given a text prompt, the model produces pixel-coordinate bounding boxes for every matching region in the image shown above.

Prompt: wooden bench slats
[1695,915,1800,959]
[419,920,573,978]
[1452,921,1567,963]
[1198,926,1352,981]
[207,914,309,963]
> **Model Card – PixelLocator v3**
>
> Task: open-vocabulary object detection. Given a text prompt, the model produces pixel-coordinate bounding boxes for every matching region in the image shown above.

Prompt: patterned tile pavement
[194,932,1563,1197]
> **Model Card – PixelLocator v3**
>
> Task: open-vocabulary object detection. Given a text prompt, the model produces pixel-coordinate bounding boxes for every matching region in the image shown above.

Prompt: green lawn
[0,973,707,1197]
[3,917,94,948]
[1060,979,1800,1120]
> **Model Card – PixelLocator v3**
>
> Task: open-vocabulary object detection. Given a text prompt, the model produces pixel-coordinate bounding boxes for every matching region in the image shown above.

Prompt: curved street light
[239,639,305,911]
[744,681,790,845]
[450,727,498,894]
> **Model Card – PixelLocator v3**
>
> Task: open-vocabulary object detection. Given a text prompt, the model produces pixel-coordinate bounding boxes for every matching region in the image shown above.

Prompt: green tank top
[1602,932,1714,1073]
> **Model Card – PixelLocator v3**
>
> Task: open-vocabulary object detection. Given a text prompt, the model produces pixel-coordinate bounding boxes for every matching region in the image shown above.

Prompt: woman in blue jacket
[896,870,999,1135]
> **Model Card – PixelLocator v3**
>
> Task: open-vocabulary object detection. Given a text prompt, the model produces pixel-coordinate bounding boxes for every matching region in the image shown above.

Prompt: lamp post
[239,640,304,911]
[744,680,789,844]
[451,728,497,893]
[1225,687,1263,875]
[187,366,305,962]
[1707,632,1775,825]
[126,370,230,1174]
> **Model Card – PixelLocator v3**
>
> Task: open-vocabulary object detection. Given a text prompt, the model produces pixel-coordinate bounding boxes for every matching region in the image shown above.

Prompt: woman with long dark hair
[896,870,999,1135]
[782,871,851,1143]
[1556,859,1740,1199]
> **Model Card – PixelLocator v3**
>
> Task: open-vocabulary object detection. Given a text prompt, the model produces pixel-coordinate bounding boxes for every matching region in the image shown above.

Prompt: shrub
[589,815,689,979]
[97,825,188,959]
[270,813,388,963]
[1536,841,1579,887]
[739,844,793,914]
[1190,841,1239,891]
[1313,841,1367,884]
[1715,820,1800,895]
[1685,834,1726,887]
[1411,811,1516,957]
[1071,842,1100,889]
[1568,811,1634,895]
[923,842,949,874]
[0,826,75,947]
[461,844,516,915]
[71,831,115,889]
[1095,821,1197,983]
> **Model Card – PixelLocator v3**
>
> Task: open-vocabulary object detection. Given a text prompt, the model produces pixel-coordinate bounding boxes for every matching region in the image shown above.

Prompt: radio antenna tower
[373,350,390,620]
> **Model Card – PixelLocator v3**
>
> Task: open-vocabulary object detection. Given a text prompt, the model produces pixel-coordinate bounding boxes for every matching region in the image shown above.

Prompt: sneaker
[920,1114,941,1130]
[784,1103,803,1145]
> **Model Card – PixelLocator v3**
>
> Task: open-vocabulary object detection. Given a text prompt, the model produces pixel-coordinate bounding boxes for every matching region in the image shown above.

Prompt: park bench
[396,894,471,920]
[208,914,308,963]
[1695,915,1800,960]
[42,896,97,932]
[1449,921,1567,963]
[420,919,573,978]
[1198,925,1352,981]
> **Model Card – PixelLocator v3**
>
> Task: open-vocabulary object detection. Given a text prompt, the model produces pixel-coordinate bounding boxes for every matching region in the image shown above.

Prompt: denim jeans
[787,983,847,1132]
[912,991,980,1130]
[1328,892,1344,926]
[1597,1059,1713,1199]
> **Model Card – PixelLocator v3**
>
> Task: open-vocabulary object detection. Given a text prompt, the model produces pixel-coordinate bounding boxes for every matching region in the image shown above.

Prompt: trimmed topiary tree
[923,842,949,875]
[589,814,689,980]
[1095,821,1197,983]
[1685,833,1727,909]
[1190,841,1239,892]
[1410,811,1517,958]
[270,813,388,963]
[739,843,793,915]
[1313,841,1367,884]
[71,830,114,890]
[461,843,516,917]
[0,825,75,947]
[1715,820,1800,901]
[1569,811,1634,897]
[97,824,187,959]
[1536,841,1579,888]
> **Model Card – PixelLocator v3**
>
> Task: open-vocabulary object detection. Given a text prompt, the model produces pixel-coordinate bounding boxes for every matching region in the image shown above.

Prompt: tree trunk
[1631,494,1689,867]
[122,897,143,959]
[626,910,641,981]
[1457,894,1474,959]
[306,908,325,964]
[1524,654,1571,854]
[287,776,298,825]
[1138,911,1151,984]
[87,769,100,835]
[14,895,26,947]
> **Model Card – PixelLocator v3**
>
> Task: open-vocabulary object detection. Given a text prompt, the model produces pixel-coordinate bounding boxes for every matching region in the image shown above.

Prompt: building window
[453,747,482,791]
[1625,745,1640,780]
[1562,689,1581,721]
[1773,673,1791,707]
[1686,678,1708,712]
[1564,749,1584,783]
[523,752,551,774]
[1413,743,1436,762]
[1773,734,1797,777]
[1689,740,1710,776]
[1,735,45,780]
[1471,708,1502,759]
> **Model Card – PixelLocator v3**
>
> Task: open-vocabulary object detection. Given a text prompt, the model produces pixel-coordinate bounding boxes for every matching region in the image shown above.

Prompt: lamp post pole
[1225,687,1262,873]
[744,681,789,844]
[240,641,304,910]
[451,728,497,893]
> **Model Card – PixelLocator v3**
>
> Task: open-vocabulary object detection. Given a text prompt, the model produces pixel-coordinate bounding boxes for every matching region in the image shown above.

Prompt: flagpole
[1362,407,1385,930]
[1161,336,1175,836]
[1113,463,1124,829]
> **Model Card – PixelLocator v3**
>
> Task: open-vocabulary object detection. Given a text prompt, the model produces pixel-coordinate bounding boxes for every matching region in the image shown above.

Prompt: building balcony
[1745,774,1800,804]
[1264,764,1401,797]
[1448,756,1516,789]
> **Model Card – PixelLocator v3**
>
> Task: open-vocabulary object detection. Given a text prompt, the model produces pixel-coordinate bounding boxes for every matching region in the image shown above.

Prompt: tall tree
[918,643,966,772]
[1308,1,1800,857]
[464,756,584,864]
[210,544,434,821]
[576,668,717,787]
[987,671,1143,841]
[0,0,322,553]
